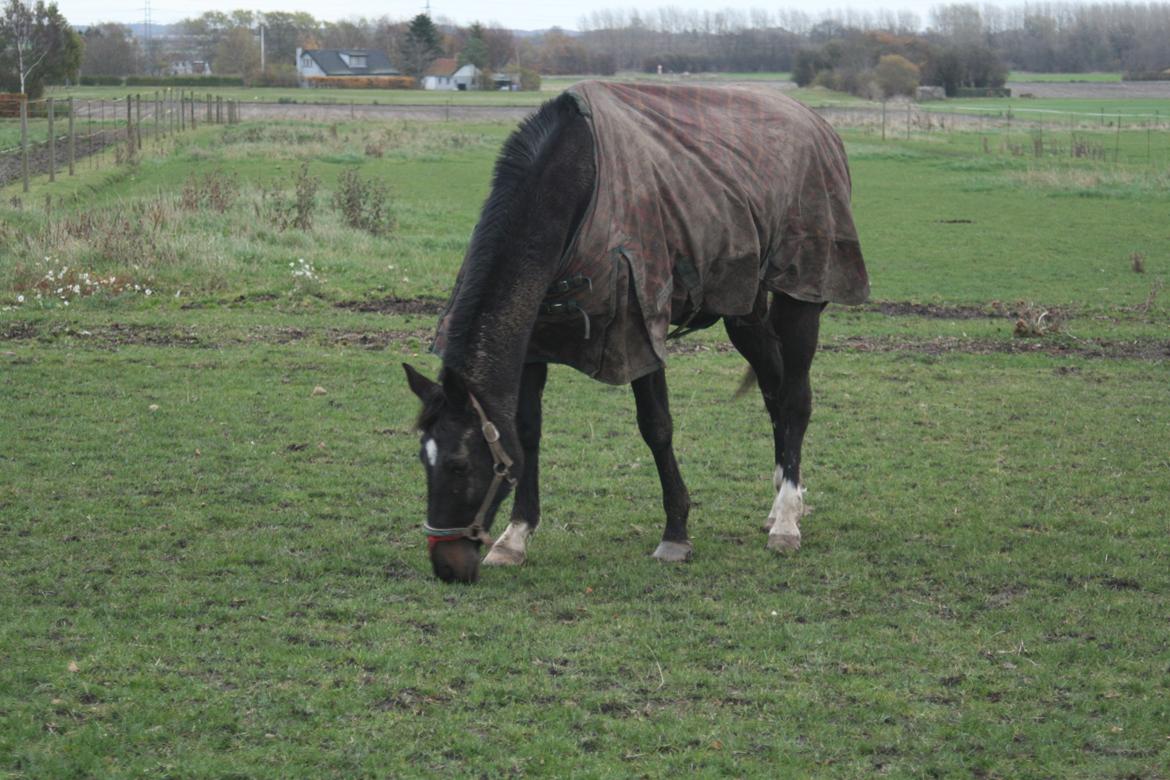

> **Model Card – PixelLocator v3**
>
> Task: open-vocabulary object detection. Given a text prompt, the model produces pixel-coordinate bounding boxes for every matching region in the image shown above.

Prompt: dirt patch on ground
[665,335,1170,361]
[1006,80,1170,100]
[5,320,1164,361]
[334,296,445,316]
[856,301,1018,320]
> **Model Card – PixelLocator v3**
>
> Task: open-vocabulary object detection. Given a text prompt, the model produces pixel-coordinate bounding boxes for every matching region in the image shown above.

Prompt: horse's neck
[458,120,595,415]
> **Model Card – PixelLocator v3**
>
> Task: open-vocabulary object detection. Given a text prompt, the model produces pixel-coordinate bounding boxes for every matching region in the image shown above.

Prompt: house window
[302,55,312,68]
[349,55,367,68]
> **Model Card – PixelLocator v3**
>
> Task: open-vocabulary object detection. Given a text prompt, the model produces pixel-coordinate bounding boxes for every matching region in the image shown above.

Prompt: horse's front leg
[632,368,693,562]
[484,362,547,566]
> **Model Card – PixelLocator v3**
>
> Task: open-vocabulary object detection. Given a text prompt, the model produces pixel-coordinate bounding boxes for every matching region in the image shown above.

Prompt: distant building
[167,60,212,76]
[422,58,459,90]
[296,48,400,85]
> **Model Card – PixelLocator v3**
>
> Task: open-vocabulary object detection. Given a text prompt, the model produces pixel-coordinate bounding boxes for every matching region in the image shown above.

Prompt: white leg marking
[766,478,803,552]
[424,438,438,468]
[483,521,530,566]
[763,466,785,531]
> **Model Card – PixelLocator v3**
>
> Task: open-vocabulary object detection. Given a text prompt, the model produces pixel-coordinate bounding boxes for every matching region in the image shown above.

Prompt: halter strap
[424,391,516,548]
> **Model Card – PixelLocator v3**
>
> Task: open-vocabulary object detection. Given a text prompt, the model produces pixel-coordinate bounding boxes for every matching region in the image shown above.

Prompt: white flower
[16,295,24,303]
[145,289,152,296]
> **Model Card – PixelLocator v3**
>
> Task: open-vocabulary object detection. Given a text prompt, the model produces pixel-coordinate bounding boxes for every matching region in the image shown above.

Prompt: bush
[124,76,244,87]
[260,163,319,232]
[641,53,714,74]
[333,169,393,236]
[1122,70,1170,81]
[79,75,123,86]
[254,65,300,88]
[304,76,416,90]
[874,54,920,98]
[518,68,541,92]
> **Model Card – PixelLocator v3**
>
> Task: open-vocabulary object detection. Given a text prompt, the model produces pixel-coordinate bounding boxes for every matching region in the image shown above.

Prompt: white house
[296,48,400,85]
[423,61,485,91]
[422,58,459,90]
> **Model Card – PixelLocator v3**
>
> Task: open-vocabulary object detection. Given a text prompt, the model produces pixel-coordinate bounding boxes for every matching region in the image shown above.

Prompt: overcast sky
[55,0,943,33]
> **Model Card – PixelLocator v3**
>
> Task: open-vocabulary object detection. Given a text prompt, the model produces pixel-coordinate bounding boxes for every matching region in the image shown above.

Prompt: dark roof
[303,49,400,76]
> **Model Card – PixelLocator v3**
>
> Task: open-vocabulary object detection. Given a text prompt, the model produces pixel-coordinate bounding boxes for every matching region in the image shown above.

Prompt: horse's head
[403,363,517,584]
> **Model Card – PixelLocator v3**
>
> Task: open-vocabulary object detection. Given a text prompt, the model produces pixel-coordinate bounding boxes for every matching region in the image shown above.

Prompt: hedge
[79,75,123,86]
[125,76,244,87]
[304,76,416,90]
[0,92,25,118]
[953,86,1012,98]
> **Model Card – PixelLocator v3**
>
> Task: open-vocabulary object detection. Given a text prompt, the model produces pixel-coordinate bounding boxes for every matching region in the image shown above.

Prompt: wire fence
[3,94,1168,192]
[0,92,242,191]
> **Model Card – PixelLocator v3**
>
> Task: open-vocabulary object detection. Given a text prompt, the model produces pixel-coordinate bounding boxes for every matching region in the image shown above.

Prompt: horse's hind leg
[726,294,824,552]
[766,294,825,552]
[484,362,547,566]
[631,368,693,562]
[724,308,786,533]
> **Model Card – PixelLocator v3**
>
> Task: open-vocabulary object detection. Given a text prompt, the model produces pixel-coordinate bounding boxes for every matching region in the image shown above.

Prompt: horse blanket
[438,81,869,385]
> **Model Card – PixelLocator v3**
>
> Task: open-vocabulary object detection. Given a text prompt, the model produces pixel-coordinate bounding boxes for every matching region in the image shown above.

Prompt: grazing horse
[405,81,868,583]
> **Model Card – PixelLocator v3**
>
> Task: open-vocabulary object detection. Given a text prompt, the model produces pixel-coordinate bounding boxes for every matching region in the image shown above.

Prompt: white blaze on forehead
[424,438,438,467]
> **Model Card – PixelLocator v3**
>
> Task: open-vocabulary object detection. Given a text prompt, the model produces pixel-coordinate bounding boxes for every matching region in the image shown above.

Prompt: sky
[54,0,944,34]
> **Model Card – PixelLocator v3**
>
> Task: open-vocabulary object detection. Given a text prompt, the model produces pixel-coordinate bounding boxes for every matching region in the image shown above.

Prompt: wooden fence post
[47,97,56,182]
[180,90,186,131]
[190,91,197,130]
[68,97,75,176]
[20,97,29,193]
[126,94,134,158]
[135,94,142,150]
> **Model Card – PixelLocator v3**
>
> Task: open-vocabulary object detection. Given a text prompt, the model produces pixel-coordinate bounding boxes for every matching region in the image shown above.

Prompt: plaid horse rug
[440,81,869,385]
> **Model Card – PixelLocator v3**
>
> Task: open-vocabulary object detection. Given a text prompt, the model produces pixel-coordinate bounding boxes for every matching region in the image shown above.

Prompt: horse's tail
[733,367,757,399]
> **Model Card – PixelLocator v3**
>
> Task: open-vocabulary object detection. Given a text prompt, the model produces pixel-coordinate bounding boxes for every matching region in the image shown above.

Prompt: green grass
[2,111,1169,777]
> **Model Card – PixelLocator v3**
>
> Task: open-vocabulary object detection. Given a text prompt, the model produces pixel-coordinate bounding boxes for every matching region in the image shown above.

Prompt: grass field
[2,100,1168,777]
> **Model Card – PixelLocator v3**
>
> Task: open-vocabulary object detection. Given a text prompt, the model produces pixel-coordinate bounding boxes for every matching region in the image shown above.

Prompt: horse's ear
[403,363,440,403]
[440,368,469,409]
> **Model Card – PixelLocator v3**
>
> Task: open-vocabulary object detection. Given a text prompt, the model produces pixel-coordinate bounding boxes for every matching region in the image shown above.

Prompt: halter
[424,392,516,550]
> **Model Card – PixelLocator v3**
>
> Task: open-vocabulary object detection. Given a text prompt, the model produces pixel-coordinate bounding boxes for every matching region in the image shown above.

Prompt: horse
[404,81,868,583]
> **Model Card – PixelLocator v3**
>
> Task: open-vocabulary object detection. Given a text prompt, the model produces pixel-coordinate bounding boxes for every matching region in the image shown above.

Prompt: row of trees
[576,2,1170,77]
[7,2,1170,97]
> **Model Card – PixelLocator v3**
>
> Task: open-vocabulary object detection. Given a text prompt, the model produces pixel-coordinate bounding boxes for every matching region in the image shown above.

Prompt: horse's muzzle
[429,538,481,583]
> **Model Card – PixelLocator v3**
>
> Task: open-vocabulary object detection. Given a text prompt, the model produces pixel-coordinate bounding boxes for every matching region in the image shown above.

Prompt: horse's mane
[440,92,584,374]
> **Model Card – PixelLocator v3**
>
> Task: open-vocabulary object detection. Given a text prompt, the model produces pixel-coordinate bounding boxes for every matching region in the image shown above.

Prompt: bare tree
[0,0,80,97]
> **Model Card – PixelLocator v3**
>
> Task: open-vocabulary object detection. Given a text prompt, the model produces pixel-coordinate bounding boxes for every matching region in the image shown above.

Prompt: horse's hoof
[652,540,693,563]
[766,533,801,553]
[483,544,525,566]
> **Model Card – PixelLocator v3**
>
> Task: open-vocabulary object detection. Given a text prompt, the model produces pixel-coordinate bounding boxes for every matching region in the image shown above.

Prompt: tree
[80,22,138,77]
[874,53,920,97]
[400,13,440,78]
[214,26,260,82]
[0,0,81,97]
[459,21,488,69]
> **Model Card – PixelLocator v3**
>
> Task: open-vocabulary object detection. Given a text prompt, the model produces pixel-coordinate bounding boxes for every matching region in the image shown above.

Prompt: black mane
[440,92,585,373]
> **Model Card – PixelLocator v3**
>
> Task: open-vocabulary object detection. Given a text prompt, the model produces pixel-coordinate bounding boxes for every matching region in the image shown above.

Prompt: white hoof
[652,540,693,563]
[482,522,530,567]
[766,531,801,552]
[483,544,525,566]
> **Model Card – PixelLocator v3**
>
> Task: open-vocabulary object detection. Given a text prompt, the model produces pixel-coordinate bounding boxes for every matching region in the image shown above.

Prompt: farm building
[295,48,400,85]
[423,61,519,91]
[422,61,483,91]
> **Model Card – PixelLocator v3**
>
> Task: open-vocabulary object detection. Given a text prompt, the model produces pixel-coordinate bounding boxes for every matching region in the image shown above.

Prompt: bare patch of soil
[334,296,444,315]
[666,334,1169,361]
